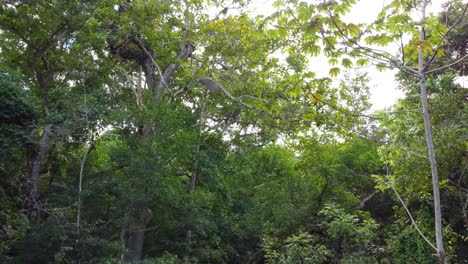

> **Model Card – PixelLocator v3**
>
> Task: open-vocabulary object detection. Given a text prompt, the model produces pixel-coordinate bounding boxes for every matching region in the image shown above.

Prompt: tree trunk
[111,15,193,258]
[418,14,445,263]
[27,124,51,220]
[124,229,145,261]
[121,205,152,261]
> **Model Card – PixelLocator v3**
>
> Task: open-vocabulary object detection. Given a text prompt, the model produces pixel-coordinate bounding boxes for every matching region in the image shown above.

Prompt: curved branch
[426,54,468,75]
[423,2,468,70]
[386,167,437,251]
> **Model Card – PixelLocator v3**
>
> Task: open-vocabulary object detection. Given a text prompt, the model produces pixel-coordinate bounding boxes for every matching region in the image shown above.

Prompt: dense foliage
[0,0,466,263]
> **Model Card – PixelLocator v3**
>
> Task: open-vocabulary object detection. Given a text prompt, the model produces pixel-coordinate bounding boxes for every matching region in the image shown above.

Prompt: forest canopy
[0,0,467,263]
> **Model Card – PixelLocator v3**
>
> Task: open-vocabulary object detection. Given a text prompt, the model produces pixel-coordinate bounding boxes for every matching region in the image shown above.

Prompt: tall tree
[275,0,467,262]
[0,0,108,221]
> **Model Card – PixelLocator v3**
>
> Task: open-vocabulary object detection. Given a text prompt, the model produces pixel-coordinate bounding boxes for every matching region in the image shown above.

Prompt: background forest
[0,0,467,263]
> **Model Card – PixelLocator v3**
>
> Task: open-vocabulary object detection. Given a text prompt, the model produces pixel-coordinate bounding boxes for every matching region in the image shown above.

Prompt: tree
[376,72,467,263]
[0,67,36,263]
[0,0,109,221]
[2,0,468,262]
[276,0,467,262]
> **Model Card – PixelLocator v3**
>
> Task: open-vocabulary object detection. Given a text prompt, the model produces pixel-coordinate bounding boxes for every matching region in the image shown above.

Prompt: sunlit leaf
[356,58,370,67]
[328,58,339,66]
[309,92,324,105]
[329,67,341,77]
[347,23,360,37]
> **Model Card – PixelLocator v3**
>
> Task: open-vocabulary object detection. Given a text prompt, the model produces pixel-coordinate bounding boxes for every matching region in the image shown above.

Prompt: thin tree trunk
[186,95,206,245]
[418,64,445,264]
[76,141,94,232]
[418,3,445,262]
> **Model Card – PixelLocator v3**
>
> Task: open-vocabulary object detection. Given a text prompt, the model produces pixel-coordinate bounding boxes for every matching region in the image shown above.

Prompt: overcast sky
[246,0,453,110]
[344,0,451,110]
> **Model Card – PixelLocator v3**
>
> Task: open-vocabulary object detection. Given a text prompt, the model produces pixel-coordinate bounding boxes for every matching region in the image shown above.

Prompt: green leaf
[376,62,387,72]
[436,48,444,58]
[356,58,370,67]
[273,0,285,8]
[329,67,341,77]
[341,58,353,68]
[412,40,432,54]
[328,58,339,66]
[309,92,324,105]
[347,23,360,37]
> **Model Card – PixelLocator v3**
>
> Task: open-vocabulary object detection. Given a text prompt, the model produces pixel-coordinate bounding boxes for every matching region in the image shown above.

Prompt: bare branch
[353,190,379,210]
[386,167,438,251]
[157,43,194,92]
[423,2,468,70]
[392,144,429,159]
[134,37,168,89]
[332,122,429,160]
[77,140,94,233]
[426,54,468,75]
[197,77,254,108]
[170,56,209,99]
[122,68,146,110]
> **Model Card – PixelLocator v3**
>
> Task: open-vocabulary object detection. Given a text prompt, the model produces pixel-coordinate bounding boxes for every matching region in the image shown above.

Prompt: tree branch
[327,11,418,76]
[426,54,468,75]
[353,190,379,210]
[134,37,169,90]
[386,167,438,251]
[423,2,468,70]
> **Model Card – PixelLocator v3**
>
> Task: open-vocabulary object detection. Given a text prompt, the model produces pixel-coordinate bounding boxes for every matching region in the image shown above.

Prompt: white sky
[343,0,452,110]
[245,0,454,110]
